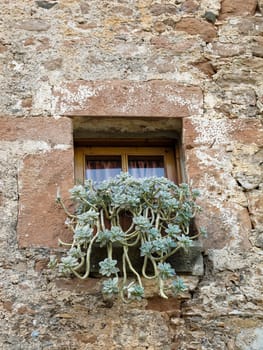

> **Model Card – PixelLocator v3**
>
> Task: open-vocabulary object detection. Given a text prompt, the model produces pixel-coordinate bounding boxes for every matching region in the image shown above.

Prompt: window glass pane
[85,156,122,182]
[128,155,165,178]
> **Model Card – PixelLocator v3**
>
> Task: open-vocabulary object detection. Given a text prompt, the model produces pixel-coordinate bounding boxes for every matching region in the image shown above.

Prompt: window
[74,140,181,184]
[72,137,203,276]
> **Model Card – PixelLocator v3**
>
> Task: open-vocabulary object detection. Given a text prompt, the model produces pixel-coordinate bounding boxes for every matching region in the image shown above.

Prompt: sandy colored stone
[209,42,245,57]
[111,6,133,16]
[236,327,263,350]
[236,17,263,36]
[43,58,63,71]
[259,0,263,15]
[16,20,51,31]
[153,21,166,33]
[247,191,263,230]
[80,2,90,14]
[150,4,178,16]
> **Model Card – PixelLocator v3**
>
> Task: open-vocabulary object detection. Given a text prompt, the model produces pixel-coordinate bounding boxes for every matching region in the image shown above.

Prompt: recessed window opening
[73,117,183,184]
[75,142,181,184]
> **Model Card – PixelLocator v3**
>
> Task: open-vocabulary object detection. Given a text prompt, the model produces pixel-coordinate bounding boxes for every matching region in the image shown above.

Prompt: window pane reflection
[128,156,165,178]
[85,156,122,182]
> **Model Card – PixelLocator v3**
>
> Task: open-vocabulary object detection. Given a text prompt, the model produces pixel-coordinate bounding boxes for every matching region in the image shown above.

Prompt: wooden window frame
[74,139,182,184]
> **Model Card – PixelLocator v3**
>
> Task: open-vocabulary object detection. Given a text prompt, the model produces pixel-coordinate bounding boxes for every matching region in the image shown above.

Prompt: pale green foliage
[102,277,119,296]
[127,284,144,301]
[157,262,176,280]
[52,173,203,302]
[99,258,120,277]
[170,277,187,295]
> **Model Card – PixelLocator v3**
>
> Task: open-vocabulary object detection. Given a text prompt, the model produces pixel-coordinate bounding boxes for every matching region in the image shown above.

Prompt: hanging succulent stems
[50,173,206,302]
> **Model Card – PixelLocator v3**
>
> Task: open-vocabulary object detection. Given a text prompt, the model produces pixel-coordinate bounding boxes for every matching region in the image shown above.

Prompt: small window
[74,142,181,184]
[73,139,202,276]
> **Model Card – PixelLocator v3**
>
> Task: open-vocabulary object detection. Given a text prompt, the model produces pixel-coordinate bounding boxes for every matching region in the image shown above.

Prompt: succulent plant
[52,173,204,302]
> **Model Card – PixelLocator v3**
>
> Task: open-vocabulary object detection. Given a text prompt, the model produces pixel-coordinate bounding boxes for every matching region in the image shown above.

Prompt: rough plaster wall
[0,0,263,349]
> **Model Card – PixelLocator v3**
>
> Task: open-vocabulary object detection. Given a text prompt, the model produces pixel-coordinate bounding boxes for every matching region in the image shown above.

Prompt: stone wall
[0,1,263,349]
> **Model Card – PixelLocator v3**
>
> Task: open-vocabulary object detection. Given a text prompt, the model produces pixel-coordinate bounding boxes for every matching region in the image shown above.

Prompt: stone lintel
[53,80,203,118]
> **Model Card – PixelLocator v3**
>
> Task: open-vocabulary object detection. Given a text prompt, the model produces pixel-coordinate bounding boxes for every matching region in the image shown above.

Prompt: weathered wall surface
[0,0,263,349]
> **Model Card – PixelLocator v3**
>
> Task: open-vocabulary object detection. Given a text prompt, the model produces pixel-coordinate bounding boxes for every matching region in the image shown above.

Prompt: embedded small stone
[35,1,57,9]
[0,42,7,53]
[204,11,217,24]
[150,4,178,16]
[163,18,176,29]
[255,232,263,248]
[80,2,90,14]
[43,58,62,71]
[17,20,50,31]
[153,21,166,33]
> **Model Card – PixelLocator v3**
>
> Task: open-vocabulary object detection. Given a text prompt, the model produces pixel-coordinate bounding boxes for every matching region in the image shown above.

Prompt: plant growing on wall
[50,173,205,302]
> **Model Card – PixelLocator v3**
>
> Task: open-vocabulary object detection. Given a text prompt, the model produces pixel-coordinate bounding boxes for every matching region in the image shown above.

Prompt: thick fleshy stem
[142,255,158,280]
[158,276,168,299]
[123,246,142,288]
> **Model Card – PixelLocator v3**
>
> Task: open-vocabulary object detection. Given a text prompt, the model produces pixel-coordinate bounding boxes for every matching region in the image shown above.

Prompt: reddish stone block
[53,80,203,118]
[55,277,101,293]
[146,296,181,315]
[21,97,33,108]
[219,0,257,19]
[2,300,13,312]
[34,258,49,272]
[0,117,72,145]
[183,118,263,148]
[0,43,7,53]
[192,60,216,77]
[17,149,74,248]
[183,0,199,13]
[23,37,35,46]
[195,202,252,250]
[184,147,252,250]
[247,191,263,230]
[175,18,217,43]
[230,120,263,145]
[182,118,261,250]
